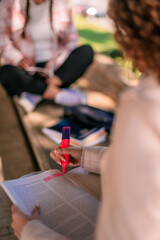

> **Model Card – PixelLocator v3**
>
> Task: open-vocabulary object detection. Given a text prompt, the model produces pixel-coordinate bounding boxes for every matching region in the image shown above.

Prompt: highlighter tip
[62,167,65,174]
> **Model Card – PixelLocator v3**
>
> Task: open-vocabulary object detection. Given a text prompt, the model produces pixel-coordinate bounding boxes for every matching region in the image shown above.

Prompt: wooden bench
[12,54,138,171]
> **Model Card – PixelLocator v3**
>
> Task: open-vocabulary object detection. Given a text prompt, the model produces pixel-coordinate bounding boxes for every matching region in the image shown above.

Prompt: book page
[26,67,54,78]
[66,167,101,200]
[1,169,100,240]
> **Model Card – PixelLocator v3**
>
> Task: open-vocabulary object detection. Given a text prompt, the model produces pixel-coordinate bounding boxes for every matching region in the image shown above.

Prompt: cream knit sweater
[21,73,160,240]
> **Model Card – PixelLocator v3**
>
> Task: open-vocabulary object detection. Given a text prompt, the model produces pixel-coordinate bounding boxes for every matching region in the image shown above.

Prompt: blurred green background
[74,15,138,74]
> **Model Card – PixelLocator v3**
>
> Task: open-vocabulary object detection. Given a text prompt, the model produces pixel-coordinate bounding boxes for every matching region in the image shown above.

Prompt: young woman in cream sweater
[11,0,160,239]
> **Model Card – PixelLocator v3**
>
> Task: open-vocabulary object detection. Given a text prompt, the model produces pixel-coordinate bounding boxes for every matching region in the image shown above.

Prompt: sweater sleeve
[0,0,24,65]
[20,220,70,240]
[80,147,108,174]
[96,79,160,240]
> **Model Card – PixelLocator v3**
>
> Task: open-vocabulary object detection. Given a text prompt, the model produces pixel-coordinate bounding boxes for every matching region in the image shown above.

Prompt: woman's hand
[43,75,62,99]
[45,75,62,87]
[11,205,40,239]
[18,57,33,69]
[50,146,83,167]
[42,83,60,99]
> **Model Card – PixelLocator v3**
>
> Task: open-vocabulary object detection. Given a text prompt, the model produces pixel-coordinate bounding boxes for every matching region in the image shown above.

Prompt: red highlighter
[61,126,71,173]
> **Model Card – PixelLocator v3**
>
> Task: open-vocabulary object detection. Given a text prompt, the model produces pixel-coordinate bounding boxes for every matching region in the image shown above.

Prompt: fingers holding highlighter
[50,127,83,172]
[50,146,82,168]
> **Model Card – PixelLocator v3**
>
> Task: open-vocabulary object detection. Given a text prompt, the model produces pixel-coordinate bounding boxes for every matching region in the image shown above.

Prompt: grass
[73,15,139,76]
[73,15,122,59]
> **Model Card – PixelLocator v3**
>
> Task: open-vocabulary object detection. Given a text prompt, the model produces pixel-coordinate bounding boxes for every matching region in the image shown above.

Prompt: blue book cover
[42,118,107,146]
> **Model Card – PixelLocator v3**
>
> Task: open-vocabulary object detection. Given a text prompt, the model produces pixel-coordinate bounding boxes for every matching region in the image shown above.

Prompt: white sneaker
[18,92,42,112]
[55,89,87,106]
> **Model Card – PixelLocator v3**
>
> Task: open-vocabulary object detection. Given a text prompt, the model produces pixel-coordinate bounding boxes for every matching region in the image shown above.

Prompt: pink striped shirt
[0,0,78,70]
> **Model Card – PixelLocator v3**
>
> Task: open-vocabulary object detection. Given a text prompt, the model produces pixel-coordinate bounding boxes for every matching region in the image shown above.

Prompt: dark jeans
[0,45,93,96]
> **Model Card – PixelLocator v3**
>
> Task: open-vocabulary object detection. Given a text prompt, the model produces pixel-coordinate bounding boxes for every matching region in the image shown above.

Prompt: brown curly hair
[108,0,160,80]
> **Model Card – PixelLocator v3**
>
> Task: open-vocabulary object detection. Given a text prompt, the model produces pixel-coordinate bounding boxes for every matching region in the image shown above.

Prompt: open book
[1,167,100,240]
[26,67,54,78]
[42,118,107,146]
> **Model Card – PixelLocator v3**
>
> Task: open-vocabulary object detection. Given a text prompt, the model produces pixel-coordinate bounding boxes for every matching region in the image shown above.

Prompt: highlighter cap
[62,126,71,139]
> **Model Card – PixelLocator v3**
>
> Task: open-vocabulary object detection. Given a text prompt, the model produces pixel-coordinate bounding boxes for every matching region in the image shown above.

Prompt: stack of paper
[42,118,107,146]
